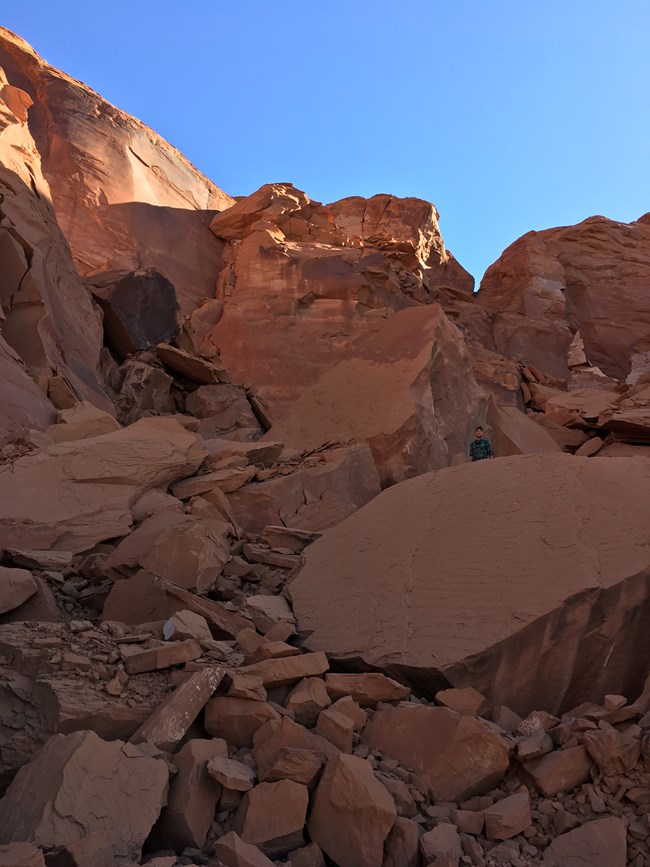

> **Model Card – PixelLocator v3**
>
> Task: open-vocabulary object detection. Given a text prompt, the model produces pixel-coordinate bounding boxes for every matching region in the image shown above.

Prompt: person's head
[475,426,484,439]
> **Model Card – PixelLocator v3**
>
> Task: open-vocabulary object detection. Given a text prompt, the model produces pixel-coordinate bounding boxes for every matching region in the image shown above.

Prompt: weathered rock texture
[0,28,234,312]
[477,214,650,382]
[0,60,110,439]
[291,454,650,714]
[208,183,474,419]
[268,304,483,483]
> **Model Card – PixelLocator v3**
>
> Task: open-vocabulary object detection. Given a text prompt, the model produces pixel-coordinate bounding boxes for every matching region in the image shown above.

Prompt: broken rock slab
[227,444,381,534]
[362,703,510,801]
[291,454,650,714]
[267,304,483,484]
[130,666,224,751]
[324,673,410,707]
[0,418,205,554]
[0,731,168,859]
[542,816,627,866]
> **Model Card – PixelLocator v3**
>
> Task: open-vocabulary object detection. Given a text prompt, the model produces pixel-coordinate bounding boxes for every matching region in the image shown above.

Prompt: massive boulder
[290,454,650,714]
[267,304,484,483]
[208,183,474,418]
[0,27,234,312]
[477,214,650,381]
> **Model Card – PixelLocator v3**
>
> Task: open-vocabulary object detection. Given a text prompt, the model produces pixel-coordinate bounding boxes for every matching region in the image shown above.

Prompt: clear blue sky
[3,1,650,283]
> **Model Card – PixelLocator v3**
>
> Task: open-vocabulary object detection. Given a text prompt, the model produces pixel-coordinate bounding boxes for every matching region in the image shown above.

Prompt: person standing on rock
[469,426,494,462]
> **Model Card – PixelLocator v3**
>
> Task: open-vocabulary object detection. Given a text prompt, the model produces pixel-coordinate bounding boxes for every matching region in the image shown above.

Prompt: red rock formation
[0,28,234,312]
[208,183,474,418]
[478,215,650,381]
[0,63,111,430]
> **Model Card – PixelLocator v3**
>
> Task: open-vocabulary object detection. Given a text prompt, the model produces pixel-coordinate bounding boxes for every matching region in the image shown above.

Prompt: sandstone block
[0,418,205,555]
[154,739,226,851]
[420,823,462,866]
[207,756,256,791]
[315,707,353,753]
[286,677,331,727]
[292,454,650,715]
[239,651,329,688]
[204,697,280,748]
[483,792,531,841]
[45,830,114,867]
[130,666,224,751]
[324,672,410,707]
[308,754,396,867]
[122,639,202,674]
[383,817,420,867]
[252,717,334,783]
[163,609,213,643]
[234,780,308,857]
[542,816,627,866]
[435,687,490,717]
[523,745,592,797]
[363,704,509,802]
[0,731,168,859]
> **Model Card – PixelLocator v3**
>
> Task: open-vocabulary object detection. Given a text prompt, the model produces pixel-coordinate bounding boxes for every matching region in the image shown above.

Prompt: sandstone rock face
[0,28,234,312]
[0,418,205,554]
[291,454,650,713]
[308,754,396,867]
[208,183,473,419]
[477,215,650,382]
[0,60,110,439]
[268,304,483,483]
[0,730,169,859]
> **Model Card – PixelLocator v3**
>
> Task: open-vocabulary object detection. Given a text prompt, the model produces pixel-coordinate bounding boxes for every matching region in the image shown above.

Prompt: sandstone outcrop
[0,61,110,437]
[0,28,234,312]
[2,23,650,867]
[268,304,483,483]
[477,214,650,382]
[291,454,650,714]
[207,183,474,418]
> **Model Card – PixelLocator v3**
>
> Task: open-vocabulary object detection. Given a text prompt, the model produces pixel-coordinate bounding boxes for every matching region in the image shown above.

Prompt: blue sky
[3,1,650,283]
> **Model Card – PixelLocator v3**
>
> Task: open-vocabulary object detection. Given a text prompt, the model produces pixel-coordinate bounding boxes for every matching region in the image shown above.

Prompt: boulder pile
[0,23,649,867]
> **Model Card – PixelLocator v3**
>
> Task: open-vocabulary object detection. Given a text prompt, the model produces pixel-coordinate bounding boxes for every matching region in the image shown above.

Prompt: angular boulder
[308,754,396,867]
[291,454,650,714]
[362,704,509,801]
[0,731,168,859]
